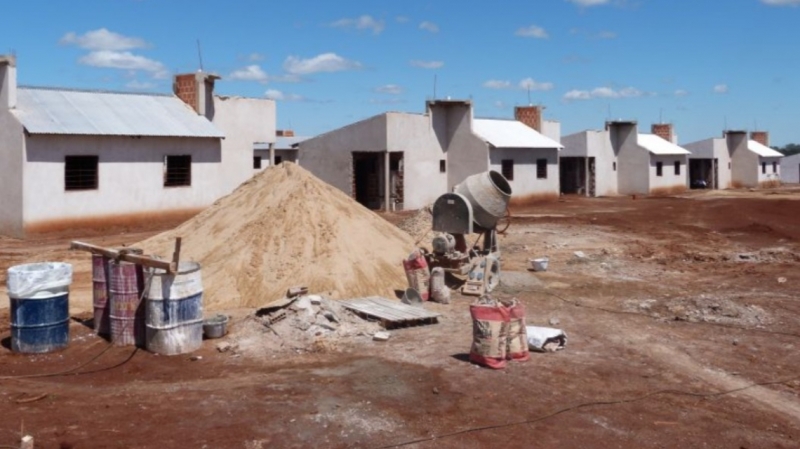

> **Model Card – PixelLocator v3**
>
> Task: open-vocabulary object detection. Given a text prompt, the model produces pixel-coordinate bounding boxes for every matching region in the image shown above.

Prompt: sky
[2,0,799,146]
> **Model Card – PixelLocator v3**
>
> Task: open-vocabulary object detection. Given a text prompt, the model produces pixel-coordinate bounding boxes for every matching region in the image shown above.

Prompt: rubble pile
[396,205,435,245]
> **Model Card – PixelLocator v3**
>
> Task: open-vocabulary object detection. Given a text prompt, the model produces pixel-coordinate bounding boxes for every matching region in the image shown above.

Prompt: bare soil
[2,188,800,448]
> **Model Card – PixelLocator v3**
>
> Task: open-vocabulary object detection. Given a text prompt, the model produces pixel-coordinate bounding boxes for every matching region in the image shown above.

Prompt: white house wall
[612,124,650,195]
[22,135,222,233]
[489,147,559,202]
[0,109,24,236]
[428,103,488,190]
[386,113,447,209]
[253,149,298,173]
[541,120,561,143]
[587,130,618,196]
[780,153,800,184]
[649,154,688,194]
[684,138,733,189]
[758,156,782,185]
[560,132,588,158]
[211,96,276,195]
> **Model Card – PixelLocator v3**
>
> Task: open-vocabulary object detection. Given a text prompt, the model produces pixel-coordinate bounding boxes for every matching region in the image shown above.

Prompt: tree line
[775,143,800,156]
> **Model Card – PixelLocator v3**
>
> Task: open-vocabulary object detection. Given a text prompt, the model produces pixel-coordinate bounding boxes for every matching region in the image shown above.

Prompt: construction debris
[373,331,391,342]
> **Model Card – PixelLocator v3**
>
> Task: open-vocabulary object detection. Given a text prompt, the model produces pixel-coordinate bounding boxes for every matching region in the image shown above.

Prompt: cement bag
[7,262,73,299]
[505,299,530,362]
[526,326,567,352]
[469,302,509,369]
[429,267,450,304]
[403,249,430,301]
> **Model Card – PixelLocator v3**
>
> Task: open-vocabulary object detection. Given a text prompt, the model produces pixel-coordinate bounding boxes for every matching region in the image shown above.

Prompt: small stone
[778,277,787,284]
[190,355,202,361]
[732,339,739,346]
[373,331,391,341]
[432,387,440,395]
[548,317,560,326]
[216,342,232,353]
[573,251,588,260]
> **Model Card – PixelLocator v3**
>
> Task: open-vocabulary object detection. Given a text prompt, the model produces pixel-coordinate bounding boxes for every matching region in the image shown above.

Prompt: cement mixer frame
[425,170,512,296]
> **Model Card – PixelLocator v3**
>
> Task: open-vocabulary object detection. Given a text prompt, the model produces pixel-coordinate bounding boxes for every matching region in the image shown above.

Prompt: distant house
[684,131,783,189]
[0,55,275,237]
[560,122,689,196]
[253,129,303,172]
[297,100,562,211]
[780,153,800,184]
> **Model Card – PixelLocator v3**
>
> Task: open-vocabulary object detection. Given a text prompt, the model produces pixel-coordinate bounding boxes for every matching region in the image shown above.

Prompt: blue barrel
[7,263,72,353]
[145,262,204,355]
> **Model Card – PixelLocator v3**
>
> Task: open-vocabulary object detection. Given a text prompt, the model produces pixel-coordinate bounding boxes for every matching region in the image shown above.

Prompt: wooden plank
[172,237,182,269]
[362,297,440,319]
[70,240,175,272]
[341,297,440,324]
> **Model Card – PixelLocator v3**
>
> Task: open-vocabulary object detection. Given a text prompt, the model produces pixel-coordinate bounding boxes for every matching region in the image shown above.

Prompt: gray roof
[12,87,224,138]
[254,135,308,150]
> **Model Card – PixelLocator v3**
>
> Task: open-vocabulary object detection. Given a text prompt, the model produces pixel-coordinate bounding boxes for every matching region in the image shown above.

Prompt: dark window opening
[762,162,766,174]
[674,161,681,175]
[65,156,98,191]
[656,162,663,177]
[728,162,731,169]
[439,159,446,173]
[501,159,514,181]
[536,158,548,179]
[613,161,617,171]
[772,161,777,173]
[253,156,262,169]
[275,155,283,165]
[164,155,192,187]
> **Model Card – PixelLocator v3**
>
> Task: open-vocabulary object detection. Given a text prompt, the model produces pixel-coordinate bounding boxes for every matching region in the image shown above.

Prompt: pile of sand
[138,163,415,310]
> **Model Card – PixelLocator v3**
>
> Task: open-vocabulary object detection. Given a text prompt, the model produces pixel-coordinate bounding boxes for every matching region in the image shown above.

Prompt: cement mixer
[426,170,511,296]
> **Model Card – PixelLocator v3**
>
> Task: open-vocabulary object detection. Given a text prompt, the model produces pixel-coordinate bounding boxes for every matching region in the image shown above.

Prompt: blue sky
[2,0,799,145]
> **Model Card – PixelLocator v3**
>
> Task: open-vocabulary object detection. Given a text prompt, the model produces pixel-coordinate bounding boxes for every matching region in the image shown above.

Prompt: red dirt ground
[1,189,800,448]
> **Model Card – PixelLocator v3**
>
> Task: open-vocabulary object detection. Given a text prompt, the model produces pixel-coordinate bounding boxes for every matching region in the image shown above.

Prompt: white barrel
[144,262,204,356]
[430,267,450,304]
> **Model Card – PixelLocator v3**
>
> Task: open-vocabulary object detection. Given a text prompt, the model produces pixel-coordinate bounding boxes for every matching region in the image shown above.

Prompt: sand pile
[138,163,415,310]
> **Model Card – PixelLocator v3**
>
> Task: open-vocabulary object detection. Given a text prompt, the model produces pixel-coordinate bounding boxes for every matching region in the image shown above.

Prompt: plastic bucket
[529,257,549,272]
[7,262,72,353]
[109,261,146,347]
[145,262,204,355]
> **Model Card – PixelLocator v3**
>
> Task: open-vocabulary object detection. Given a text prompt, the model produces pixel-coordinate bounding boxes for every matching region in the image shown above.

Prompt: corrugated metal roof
[637,133,691,155]
[748,140,784,157]
[472,119,562,149]
[12,87,224,138]
[254,136,307,150]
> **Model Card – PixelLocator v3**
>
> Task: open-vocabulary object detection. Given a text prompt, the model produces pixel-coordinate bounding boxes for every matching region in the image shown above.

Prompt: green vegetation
[775,143,800,156]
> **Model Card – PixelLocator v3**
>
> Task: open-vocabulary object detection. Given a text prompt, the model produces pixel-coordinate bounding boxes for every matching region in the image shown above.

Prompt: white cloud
[330,15,385,34]
[283,53,362,75]
[60,28,148,51]
[674,89,689,97]
[515,25,549,39]
[410,60,444,69]
[484,80,512,89]
[229,65,269,82]
[264,89,305,102]
[370,98,407,105]
[494,100,507,110]
[594,31,617,39]
[125,80,155,90]
[396,16,410,23]
[519,77,555,91]
[563,86,643,100]
[419,21,439,33]
[248,52,265,62]
[566,0,611,6]
[374,84,403,94]
[761,0,800,6]
[713,84,729,94]
[79,50,168,78]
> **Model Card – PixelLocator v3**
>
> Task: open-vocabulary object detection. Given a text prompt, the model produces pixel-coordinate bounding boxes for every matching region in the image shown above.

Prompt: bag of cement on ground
[403,249,430,301]
[469,298,510,369]
[504,299,529,362]
[526,326,567,352]
[429,267,450,304]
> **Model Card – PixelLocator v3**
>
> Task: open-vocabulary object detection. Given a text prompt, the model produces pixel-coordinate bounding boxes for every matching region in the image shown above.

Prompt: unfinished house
[253,129,303,172]
[0,55,275,237]
[780,153,800,184]
[560,129,616,197]
[684,130,783,189]
[298,100,562,210]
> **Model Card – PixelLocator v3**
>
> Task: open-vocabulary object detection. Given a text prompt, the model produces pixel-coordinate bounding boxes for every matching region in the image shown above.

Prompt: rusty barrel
[93,248,143,336]
[109,260,145,347]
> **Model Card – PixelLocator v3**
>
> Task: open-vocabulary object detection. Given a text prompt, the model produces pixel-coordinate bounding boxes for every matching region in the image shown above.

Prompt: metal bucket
[203,314,229,339]
[454,171,512,230]
[145,262,204,355]
[109,261,145,347]
[7,262,72,353]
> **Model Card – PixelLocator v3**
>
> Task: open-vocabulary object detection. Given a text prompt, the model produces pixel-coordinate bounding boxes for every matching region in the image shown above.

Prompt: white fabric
[7,262,72,298]
[526,325,567,352]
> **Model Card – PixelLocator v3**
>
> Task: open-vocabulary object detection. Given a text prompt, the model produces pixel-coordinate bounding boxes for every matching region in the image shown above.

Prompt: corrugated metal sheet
[12,87,225,138]
[637,133,691,155]
[748,140,784,157]
[473,119,563,149]
[254,136,307,150]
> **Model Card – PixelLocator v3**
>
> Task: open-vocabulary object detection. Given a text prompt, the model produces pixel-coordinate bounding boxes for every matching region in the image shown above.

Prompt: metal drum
[145,262,204,356]
[7,262,72,353]
[109,260,145,347]
[93,248,143,336]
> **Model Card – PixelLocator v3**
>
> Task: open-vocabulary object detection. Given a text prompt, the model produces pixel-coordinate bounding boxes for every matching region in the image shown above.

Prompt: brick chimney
[651,123,673,143]
[750,131,769,147]
[515,105,542,132]
[0,55,17,109]
[276,130,295,137]
[173,71,220,118]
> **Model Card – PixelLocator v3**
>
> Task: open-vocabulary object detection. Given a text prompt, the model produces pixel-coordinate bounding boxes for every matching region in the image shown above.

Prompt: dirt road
[1,190,799,448]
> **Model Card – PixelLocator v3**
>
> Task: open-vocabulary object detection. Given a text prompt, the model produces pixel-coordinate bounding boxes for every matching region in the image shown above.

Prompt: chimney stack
[651,123,673,143]
[750,131,769,147]
[0,55,17,109]
[276,130,295,137]
[514,105,542,132]
[173,71,220,118]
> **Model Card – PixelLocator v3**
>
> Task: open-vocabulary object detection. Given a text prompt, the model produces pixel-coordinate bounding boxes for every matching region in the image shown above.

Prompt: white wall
[22,135,222,232]
[612,123,649,195]
[253,149,298,173]
[587,130,618,196]
[684,138,733,189]
[758,156,782,185]
[649,154,688,193]
[0,109,24,236]
[386,113,447,209]
[541,120,561,144]
[489,147,559,201]
[211,96,275,195]
[428,102,489,190]
[728,132,758,188]
[780,153,800,184]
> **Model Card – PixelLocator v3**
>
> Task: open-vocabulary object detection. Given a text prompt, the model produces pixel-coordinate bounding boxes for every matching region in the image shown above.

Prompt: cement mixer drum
[454,171,512,230]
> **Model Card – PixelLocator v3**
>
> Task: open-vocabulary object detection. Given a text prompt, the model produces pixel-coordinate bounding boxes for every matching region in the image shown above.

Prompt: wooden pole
[70,240,179,272]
